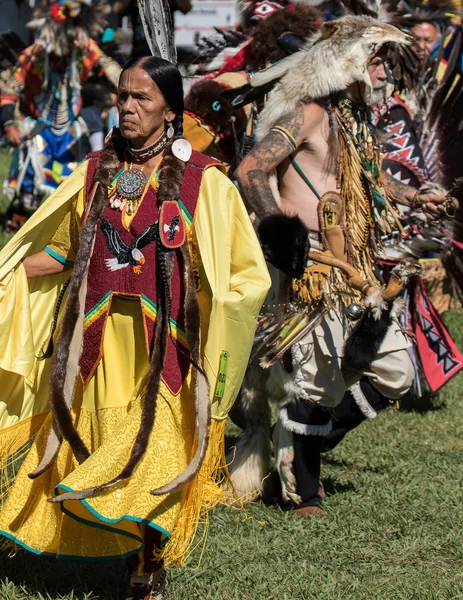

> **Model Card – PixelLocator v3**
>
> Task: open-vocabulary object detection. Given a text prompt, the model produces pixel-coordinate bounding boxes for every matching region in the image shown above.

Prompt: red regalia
[80,150,219,394]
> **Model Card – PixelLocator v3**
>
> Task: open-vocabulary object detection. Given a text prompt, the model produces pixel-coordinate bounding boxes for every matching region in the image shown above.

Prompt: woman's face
[117,67,175,147]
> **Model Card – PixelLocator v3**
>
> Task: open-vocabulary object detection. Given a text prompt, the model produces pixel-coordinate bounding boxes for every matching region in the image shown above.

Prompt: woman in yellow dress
[0,56,270,599]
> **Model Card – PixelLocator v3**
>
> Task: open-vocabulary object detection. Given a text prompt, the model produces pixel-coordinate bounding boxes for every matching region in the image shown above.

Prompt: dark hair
[121,56,184,135]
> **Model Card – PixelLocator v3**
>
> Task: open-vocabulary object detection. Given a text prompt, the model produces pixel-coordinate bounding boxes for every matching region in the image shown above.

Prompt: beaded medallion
[116,167,147,200]
[110,165,147,215]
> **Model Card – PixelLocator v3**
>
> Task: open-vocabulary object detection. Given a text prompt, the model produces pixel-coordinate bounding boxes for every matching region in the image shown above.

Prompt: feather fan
[252,304,328,368]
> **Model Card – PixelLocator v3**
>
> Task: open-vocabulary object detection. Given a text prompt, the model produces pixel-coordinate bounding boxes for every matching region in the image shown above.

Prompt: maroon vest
[80,150,219,394]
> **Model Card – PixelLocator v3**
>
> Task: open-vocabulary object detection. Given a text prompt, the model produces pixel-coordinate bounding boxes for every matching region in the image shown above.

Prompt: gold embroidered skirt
[0,297,226,564]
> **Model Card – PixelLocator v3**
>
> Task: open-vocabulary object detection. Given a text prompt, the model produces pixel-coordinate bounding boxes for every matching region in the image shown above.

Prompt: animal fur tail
[273,419,301,505]
[227,427,271,502]
[258,213,310,278]
[150,242,211,496]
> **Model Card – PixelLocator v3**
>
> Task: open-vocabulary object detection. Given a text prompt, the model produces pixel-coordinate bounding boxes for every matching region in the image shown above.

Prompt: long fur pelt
[258,213,310,278]
[29,128,125,480]
[48,282,170,502]
[227,361,292,501]
[255,16,410,141]
[150,242,211,496]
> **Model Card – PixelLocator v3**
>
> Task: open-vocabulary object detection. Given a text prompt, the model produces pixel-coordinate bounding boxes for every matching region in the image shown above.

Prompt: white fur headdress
[254,15,410,140]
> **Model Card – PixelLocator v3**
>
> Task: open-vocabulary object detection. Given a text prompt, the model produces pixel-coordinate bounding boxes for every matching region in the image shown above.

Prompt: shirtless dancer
[236,17,446,515]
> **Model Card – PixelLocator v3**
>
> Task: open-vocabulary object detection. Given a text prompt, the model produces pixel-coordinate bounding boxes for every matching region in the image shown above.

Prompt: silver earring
[167,122,174,139]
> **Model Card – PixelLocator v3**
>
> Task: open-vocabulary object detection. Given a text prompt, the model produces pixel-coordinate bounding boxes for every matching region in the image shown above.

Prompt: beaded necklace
[126,131,168,161]
[109,132,167,215]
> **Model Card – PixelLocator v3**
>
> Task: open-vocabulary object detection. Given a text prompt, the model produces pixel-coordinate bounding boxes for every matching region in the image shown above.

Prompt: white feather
[105,258,128,271]
[137,0,176,62]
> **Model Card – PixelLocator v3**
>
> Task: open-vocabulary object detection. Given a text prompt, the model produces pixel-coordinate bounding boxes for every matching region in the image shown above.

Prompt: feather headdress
[27,0,110,56]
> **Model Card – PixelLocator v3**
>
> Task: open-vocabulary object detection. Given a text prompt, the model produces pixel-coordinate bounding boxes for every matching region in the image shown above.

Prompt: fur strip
[342,294,392,373]
[150,242,211,496]
[273,419,301,505]
[226,361,272,500]
[29,128,125,480]
[349,382,377,419]
[279,407,332,436]
[258,213,310,278]
[227,428,270,501]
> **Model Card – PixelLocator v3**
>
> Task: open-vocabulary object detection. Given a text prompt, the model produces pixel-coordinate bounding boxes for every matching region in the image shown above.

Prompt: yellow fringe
[291,254,333,304]
[156,419,234,567]
[0,414,47,505]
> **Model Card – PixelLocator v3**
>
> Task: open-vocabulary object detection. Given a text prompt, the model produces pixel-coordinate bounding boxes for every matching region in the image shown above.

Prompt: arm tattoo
[239,170,278,218]
[248,104,305,165]
[382,171,415,203]
[238,104,305,218]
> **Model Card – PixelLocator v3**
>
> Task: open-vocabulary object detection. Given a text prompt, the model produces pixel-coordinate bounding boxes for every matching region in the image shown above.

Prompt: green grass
[0,149,462,599]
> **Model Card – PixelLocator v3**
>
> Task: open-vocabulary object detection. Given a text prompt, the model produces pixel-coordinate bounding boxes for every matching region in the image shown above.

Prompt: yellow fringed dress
[0,160,270,564]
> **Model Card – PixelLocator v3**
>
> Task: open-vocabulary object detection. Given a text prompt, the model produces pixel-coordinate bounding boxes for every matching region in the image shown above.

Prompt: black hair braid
[173,114,183,136]
[155,140,192,359]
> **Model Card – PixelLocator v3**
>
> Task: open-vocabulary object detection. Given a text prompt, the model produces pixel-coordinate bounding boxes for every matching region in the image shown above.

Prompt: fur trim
[273,418,301,505]
[255,16,410,141]
[279,407,333,436]
[227,428,271,502]
[258,213,310,278]
[185,80,248,138]
[342,301,392,373]
[150,242,211,496]
[349,382,377,419]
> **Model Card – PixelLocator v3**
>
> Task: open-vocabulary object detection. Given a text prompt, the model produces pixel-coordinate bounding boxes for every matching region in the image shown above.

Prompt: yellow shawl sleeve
[194,167,271,419]
[0,163,86,433]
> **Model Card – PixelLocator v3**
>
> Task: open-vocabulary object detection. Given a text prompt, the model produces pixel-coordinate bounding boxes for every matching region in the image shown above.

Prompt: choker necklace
[110,163,147,215]
[126,132,168,161]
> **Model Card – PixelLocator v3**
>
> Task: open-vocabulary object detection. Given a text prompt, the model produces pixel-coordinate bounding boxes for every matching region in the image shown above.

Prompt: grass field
[0,148,462,599]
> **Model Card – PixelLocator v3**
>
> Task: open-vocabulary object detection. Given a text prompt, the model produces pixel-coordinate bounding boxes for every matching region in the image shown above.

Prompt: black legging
[290,380,390,506]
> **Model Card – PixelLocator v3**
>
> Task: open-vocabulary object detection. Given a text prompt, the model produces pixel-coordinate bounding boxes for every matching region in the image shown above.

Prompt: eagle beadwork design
[101,218,157,273]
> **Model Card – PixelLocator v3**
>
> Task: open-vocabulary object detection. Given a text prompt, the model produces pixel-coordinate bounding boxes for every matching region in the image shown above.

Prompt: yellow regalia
[0,159,270,564]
